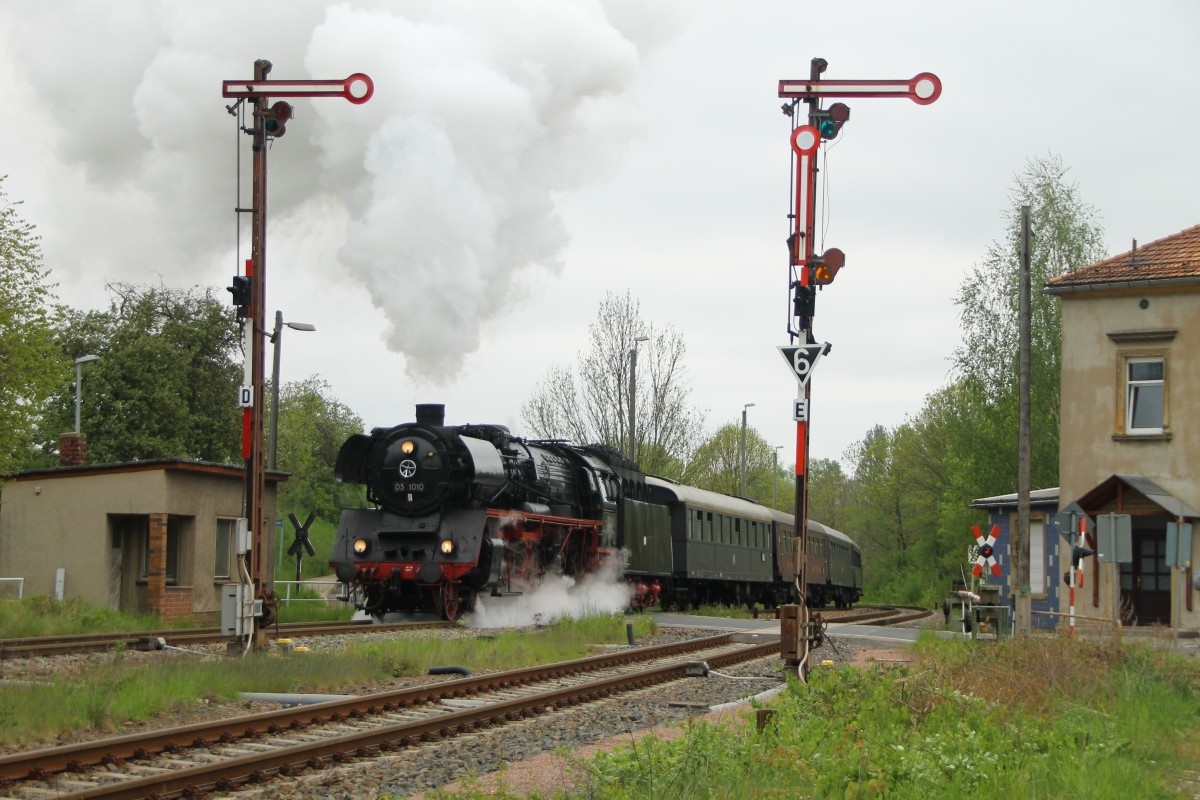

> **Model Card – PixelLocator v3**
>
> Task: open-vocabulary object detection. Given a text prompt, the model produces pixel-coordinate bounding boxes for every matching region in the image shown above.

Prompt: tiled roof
[1045,223,1200,290]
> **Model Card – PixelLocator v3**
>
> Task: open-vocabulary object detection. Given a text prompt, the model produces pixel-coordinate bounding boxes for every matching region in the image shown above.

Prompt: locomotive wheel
[435,584,461,621]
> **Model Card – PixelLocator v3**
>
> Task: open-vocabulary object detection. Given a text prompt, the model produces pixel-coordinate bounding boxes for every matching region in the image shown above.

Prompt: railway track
[0,619,452,660]
[750,604,933,626]
[1,605,928,661]
[832,605,933,626]
[0,632,778,799]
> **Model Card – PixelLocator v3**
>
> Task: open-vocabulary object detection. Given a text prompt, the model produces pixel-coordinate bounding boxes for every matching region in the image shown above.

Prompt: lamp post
[628,335,649,461]
[268,311,316,470]
[739,402,755,496]
[73,355,100,434]
[773,445,783,510]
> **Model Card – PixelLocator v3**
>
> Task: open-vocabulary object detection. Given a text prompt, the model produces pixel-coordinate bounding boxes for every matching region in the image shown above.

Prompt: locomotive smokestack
[415,404,446,427]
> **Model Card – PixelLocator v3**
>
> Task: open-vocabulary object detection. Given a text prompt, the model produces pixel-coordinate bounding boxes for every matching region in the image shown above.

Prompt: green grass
[0,595,202,638]
[686,603,755,619]
[426,632,1200,800]
[0,611,658,748]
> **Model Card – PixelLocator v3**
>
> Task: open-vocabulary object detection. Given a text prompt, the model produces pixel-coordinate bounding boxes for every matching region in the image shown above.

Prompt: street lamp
[739,402,755,496]
[268,311,316,470]
[628,335,649,462]
[73,354,100,434]
[773,445,783,510]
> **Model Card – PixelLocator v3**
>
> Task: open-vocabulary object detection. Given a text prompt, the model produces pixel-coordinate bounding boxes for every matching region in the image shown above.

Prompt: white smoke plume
[0,1,682,380]
[468,556,633,629]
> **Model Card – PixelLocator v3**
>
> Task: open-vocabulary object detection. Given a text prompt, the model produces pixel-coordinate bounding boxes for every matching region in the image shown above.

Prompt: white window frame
[1125,356,1165,434]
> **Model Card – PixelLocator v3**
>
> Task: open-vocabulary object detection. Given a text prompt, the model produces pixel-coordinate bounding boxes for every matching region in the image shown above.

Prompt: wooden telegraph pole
[1016,205,1033,634]
[222,63,373,649]
[777,59,941,677]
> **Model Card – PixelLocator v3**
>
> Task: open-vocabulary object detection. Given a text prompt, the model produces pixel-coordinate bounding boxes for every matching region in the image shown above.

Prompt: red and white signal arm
[971,524,1002,577]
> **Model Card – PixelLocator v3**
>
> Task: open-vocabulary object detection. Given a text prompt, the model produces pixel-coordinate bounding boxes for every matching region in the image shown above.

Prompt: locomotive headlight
[400,440,415,454]
[439,538,456,556]
[353,539,370,555]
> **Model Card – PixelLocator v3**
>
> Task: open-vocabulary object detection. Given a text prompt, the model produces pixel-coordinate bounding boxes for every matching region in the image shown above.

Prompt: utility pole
[628,336,648,462]
[773,445,783,510]
[740,402,755,496]
[1015,205,1033,635]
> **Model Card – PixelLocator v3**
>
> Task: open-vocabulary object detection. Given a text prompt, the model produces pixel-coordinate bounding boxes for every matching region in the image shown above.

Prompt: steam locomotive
[329,404,862,620]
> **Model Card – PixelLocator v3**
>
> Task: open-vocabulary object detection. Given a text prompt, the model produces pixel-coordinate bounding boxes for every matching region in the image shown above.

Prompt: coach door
[1120,525,1170,625]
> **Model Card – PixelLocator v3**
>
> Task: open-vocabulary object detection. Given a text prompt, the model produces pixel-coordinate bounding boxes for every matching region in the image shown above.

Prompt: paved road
[651,612,959,647]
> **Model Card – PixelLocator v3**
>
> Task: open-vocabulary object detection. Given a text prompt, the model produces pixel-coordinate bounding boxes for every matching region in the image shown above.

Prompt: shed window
[215,518,236,580]
[1029,521,1045,593]
[140,519,183,584]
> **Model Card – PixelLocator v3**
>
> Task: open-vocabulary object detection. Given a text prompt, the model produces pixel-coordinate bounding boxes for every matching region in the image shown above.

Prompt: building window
[140,521,180,584]
[215,519,236,580]
[1029,521,1045,594]
[1126,357,1164,433]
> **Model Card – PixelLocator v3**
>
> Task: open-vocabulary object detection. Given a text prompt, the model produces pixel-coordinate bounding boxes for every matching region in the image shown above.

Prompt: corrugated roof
[970,487,1060,509]
[1045,223,1200,291]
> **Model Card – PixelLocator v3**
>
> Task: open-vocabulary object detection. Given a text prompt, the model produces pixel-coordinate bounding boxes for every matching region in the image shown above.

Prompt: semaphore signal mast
[220,60,373,651]
[777,58,940,678]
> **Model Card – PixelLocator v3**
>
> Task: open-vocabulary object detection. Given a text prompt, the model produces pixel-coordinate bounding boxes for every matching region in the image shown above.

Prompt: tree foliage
[952,153,1107,490]
[522,291,705,479]
[272,376,367,522]
[806,458,849,530]
[822,155,1107,605]
[684,423,792,512]
[36,283,242,464]
[0,176,69,476]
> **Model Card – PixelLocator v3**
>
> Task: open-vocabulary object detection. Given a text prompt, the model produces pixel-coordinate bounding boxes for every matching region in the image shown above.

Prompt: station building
[0,433,283,623]
[1044,224,1200,629]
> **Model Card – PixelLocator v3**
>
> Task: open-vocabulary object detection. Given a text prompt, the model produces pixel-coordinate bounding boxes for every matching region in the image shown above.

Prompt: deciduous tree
[0,177,68,476]
[952,153,1107,489]
[37,283,242,464]
[522,291,705,478]
[273,376,367,522]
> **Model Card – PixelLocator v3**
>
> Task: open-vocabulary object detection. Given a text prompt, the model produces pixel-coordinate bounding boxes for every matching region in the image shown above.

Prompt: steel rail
[30,639,779,799]
[0,633,742,785]
[0,619,451,659]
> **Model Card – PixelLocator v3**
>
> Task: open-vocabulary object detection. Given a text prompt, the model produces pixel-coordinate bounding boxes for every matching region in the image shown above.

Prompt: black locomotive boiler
[329,404,862,620]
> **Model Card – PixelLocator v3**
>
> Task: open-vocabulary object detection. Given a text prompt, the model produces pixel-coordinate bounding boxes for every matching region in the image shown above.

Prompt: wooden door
[1120,532,1171,625]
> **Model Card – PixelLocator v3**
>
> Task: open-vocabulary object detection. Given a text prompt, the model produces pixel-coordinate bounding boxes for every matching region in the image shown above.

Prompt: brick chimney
[59,432,88,467]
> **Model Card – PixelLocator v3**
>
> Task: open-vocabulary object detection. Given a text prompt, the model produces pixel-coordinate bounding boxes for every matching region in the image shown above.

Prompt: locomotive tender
[329,404,862,620]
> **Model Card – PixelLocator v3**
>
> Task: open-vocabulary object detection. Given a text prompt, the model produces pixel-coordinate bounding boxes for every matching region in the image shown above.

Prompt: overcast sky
[2,1,1197,471]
